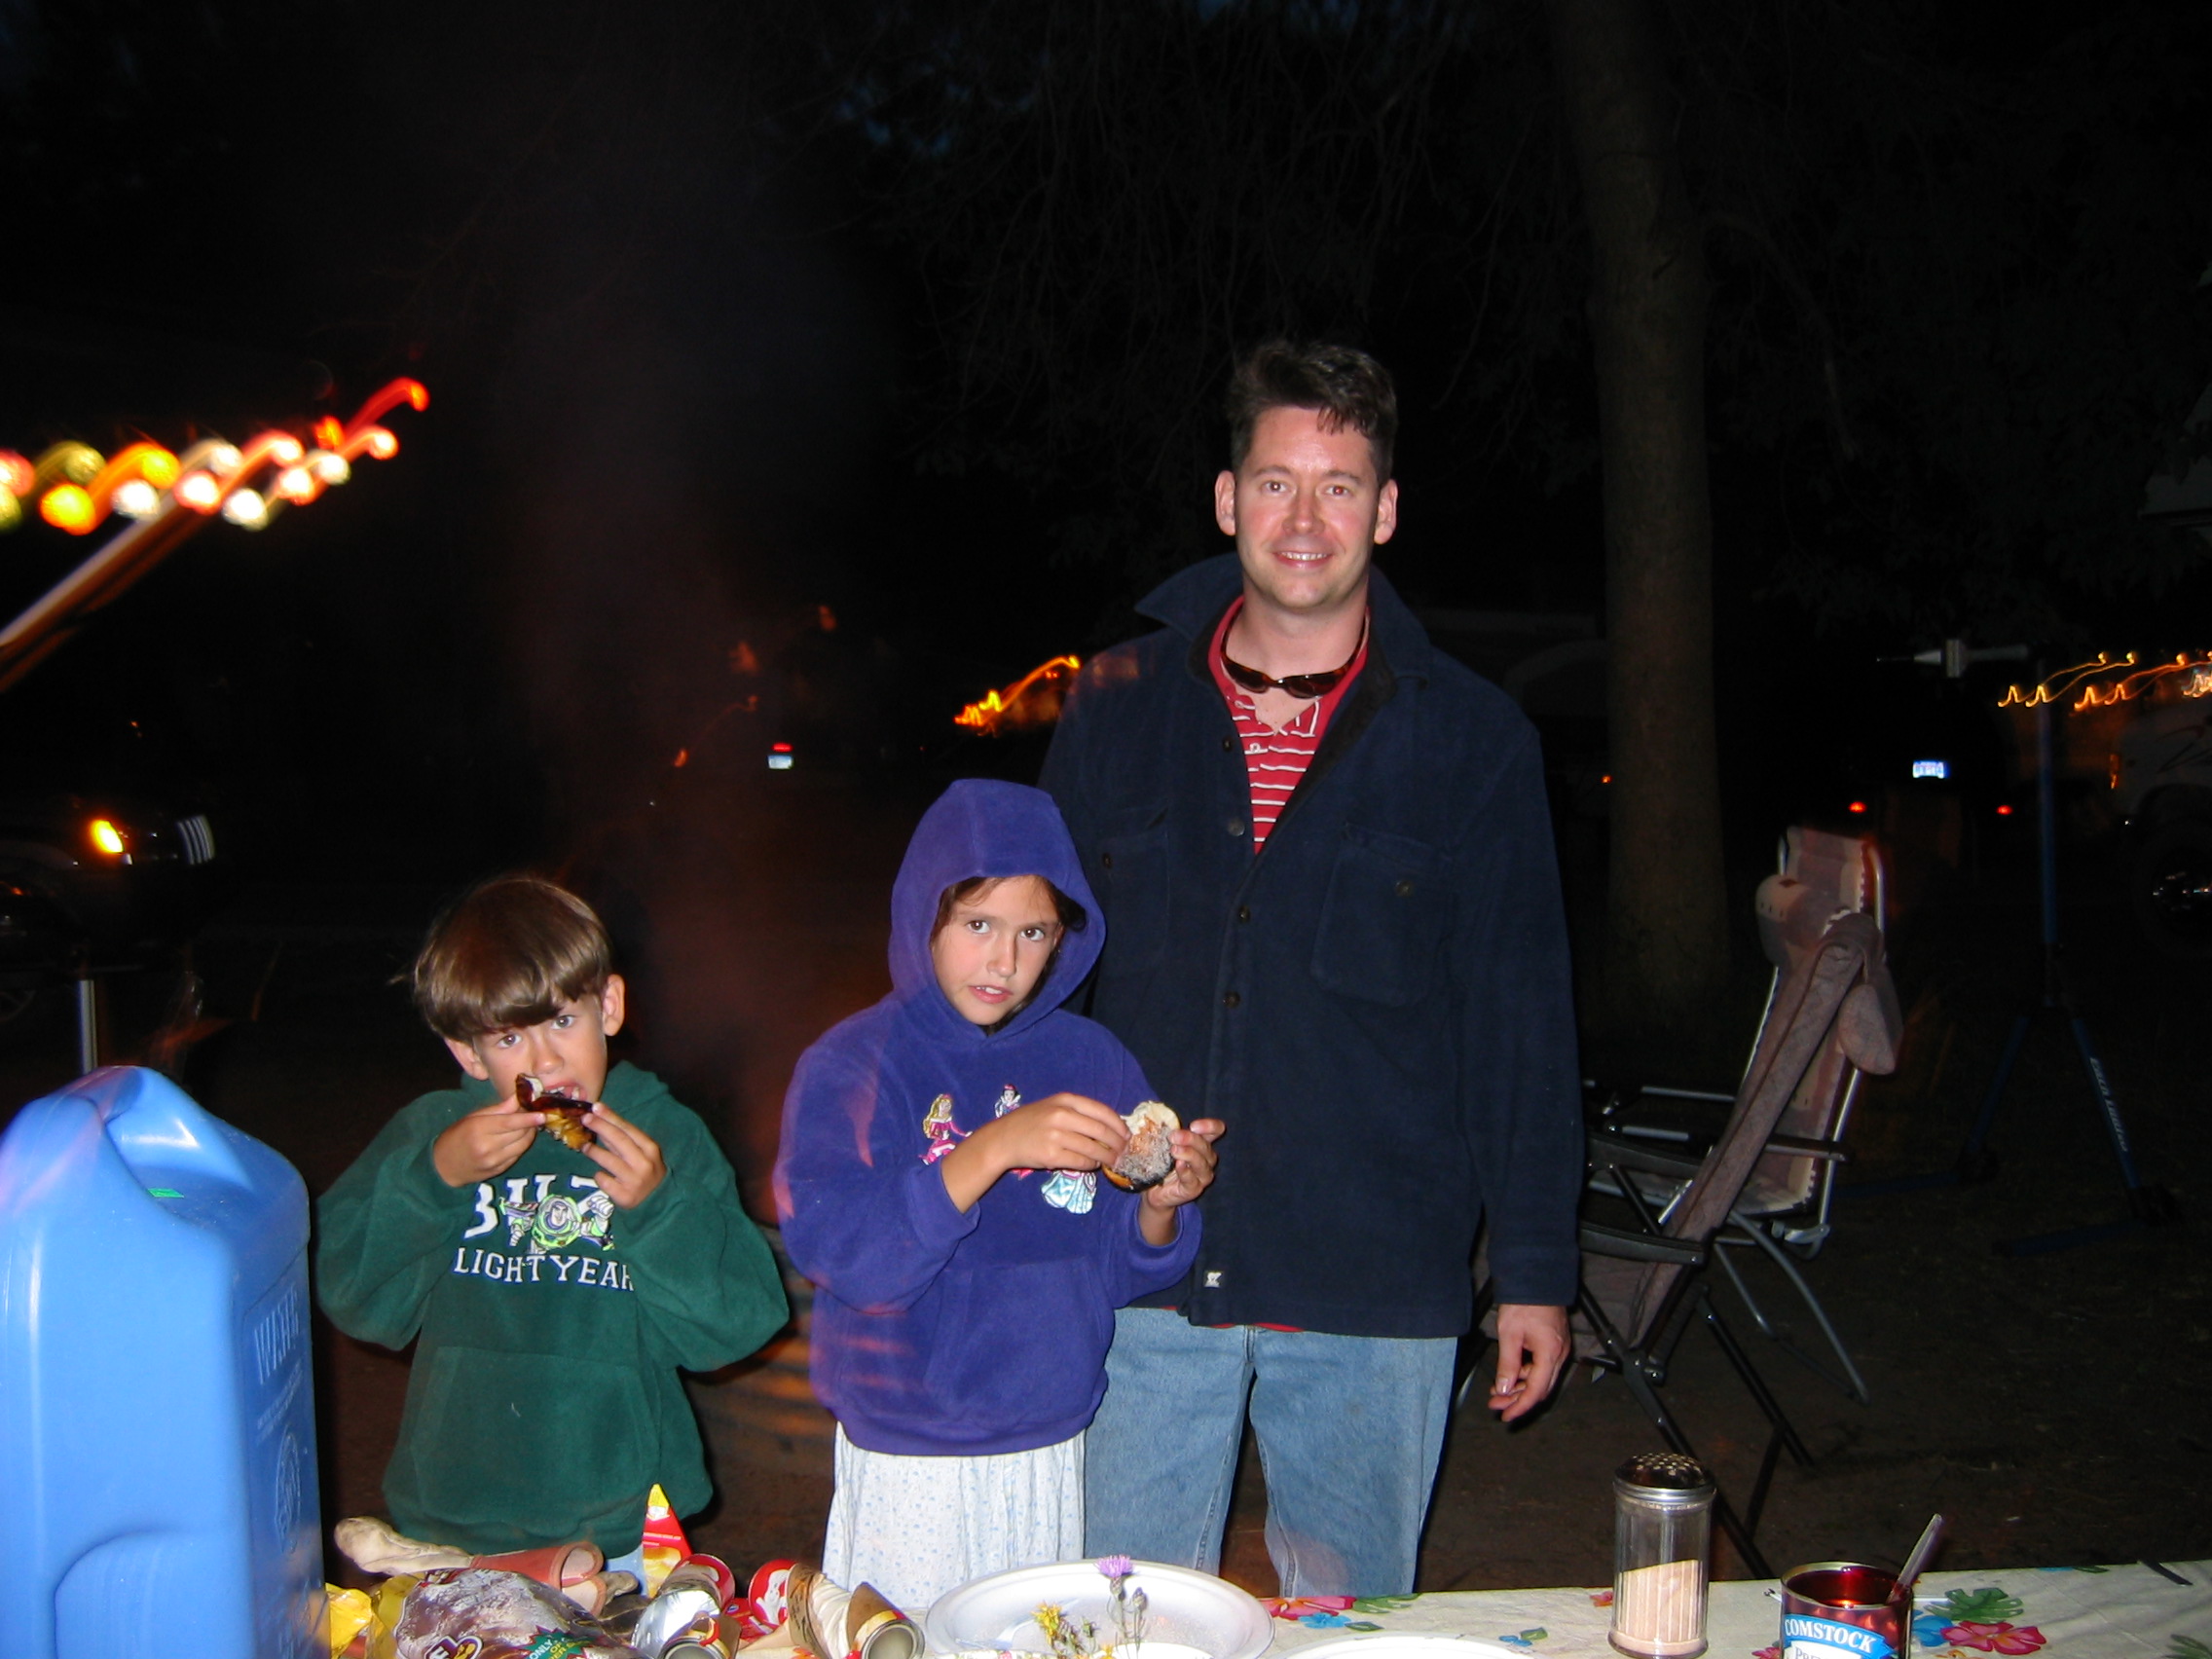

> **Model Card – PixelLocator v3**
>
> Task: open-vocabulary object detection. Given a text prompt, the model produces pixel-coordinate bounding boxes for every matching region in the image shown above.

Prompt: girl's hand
[432,1097,543,1187]
[582,1102,667,1209]
[939,1092,1128,1212]
[1143,1119,1224,1211]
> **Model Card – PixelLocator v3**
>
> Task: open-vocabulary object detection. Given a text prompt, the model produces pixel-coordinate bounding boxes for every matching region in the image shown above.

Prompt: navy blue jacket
[774,780,1199,1456]
[1040,557,1582,1336]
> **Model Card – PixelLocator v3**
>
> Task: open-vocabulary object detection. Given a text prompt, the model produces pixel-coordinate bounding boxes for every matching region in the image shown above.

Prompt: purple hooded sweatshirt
[774,779,1200,1456]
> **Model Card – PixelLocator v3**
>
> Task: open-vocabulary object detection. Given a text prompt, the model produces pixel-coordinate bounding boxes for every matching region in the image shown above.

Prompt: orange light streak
[337,425,397,462]
[954,655,1082,732]
[46,443,183,535]
[1997,649,2212,713]
[341,378,428,442]
[178,431,306,515]
[1997,653,2135,710]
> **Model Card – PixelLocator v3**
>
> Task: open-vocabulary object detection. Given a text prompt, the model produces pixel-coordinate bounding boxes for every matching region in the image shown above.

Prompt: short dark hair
[1225,340,1398,482]
[411,874,612,1041]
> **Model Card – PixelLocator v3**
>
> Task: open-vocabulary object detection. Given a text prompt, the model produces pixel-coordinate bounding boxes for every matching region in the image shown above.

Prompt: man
[1040,341,1581,1595]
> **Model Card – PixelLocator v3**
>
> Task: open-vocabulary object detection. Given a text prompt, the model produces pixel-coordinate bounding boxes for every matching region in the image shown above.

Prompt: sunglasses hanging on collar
[1220,614,1368,700]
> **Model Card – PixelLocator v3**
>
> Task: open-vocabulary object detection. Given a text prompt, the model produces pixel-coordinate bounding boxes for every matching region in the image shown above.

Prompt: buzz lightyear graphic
[461,1172,615,1258]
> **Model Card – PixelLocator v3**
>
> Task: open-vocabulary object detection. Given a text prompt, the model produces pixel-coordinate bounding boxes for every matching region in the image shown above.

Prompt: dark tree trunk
[1548,0,1730,1030]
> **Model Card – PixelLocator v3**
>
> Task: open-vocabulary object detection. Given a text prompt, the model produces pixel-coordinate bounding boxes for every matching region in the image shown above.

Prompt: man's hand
[1489,1302,1571,1422]
[431,1098,543,1188]
[582,1102,666,1209]
[939,1091,1129,1212]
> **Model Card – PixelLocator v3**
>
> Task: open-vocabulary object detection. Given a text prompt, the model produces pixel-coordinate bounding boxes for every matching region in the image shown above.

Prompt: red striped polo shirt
[1208,597,1369,854]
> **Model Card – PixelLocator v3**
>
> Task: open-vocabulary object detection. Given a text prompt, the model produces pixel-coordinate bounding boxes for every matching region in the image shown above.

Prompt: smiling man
[1041,341,1583,1595]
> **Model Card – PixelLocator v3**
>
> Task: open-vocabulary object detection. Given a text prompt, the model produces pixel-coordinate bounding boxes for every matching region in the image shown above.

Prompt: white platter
[1285,1638,1531,1659]
[924,1560,1272,1659]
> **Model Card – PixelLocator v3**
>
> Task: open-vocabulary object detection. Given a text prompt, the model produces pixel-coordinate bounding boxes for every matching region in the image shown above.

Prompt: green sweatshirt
[314,1061,787,1556]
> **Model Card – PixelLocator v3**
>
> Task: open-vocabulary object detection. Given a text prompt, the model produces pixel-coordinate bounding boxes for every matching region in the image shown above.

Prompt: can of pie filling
[1779,1563,1911,1659]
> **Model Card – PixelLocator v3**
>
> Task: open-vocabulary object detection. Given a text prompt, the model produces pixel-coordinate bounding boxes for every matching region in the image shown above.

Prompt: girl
[774,780,1220,1608]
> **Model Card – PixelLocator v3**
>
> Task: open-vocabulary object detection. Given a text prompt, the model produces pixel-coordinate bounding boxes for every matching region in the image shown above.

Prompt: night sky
[3,0,2207,879]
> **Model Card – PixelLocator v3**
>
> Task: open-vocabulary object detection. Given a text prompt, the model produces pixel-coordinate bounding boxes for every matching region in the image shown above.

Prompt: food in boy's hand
[518,1073,595,1152]
[1104,1100,1179,1191]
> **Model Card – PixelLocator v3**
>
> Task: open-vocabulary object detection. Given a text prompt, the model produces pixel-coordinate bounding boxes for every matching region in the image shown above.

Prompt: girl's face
[931,875,1064,1027]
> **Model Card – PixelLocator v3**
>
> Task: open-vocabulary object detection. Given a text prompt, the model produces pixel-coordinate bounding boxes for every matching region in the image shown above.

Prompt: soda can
[1779,1563,1910,1659]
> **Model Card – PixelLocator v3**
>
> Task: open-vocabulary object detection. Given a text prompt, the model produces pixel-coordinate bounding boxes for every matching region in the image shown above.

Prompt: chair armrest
[1587,1130,1704,1181]
[1579,1221,1707,1267]
[1763,1133,1847,1162]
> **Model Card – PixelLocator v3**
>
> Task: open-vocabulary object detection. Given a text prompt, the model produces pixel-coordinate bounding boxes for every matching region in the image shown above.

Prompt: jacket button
[1222,735,1235,753]
[1395,878,1415,897]
[1227,818,1245,837]
[1236,905,1251,923]
[1222,990,1241,1008]
[1101,852,1113,869]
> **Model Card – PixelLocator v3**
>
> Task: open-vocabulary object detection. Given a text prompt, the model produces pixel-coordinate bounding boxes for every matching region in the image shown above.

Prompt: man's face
[931,875,1065,1026]
[445,977,626,1103]
[1216,404,1398,624]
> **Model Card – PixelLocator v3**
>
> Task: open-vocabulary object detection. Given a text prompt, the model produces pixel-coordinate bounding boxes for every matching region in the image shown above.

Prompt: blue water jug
[0,1066,321,1658]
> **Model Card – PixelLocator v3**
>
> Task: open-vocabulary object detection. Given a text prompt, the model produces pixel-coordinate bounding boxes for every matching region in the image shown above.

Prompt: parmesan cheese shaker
[1610,1452,1714,1659]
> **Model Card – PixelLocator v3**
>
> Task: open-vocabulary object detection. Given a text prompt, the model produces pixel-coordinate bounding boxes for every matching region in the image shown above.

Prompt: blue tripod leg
[1956,1012,2028,1183]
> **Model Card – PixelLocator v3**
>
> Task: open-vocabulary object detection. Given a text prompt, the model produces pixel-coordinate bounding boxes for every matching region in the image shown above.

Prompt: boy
[316,874,787,1559]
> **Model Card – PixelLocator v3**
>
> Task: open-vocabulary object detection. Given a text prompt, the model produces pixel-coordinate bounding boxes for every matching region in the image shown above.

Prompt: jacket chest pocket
[1310,826,1449,1006]
[1095,806,1170,976]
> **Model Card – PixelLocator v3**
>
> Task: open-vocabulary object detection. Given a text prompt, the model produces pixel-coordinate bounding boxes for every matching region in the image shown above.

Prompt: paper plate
[924,1560,1272,1659]
[1285,1638,1531,1659]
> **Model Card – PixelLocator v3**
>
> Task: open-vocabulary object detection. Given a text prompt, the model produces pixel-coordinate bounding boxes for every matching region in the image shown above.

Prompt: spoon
[1897,1514,1945,1600]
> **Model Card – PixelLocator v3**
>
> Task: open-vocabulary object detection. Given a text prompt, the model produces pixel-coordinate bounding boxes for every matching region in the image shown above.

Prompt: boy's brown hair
[411,874,611,1041]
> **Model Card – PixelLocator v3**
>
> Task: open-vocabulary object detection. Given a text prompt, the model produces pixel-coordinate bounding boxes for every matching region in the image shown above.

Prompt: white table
[1255,1564,2210,1659]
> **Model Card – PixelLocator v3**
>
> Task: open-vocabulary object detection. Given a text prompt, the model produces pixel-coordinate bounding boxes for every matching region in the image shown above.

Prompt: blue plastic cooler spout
[0,1066,322,1659]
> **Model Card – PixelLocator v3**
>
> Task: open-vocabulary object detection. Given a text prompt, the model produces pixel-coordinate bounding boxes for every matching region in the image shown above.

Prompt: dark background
[2,0,2208,1594]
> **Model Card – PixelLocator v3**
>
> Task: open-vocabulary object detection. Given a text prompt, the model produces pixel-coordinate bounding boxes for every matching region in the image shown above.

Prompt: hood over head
[888,779,1103,1042]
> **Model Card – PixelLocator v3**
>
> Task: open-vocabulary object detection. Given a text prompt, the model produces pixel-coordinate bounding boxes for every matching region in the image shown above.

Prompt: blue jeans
[1083,1308,1456,1595]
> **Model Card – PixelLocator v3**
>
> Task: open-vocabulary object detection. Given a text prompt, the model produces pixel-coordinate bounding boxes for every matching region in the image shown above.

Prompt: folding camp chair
[1468,880,1902,1577]
[1590,829,1892,1403]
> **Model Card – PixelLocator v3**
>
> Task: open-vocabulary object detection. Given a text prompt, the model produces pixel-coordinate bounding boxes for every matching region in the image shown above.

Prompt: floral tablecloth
[1258,1564,2211,1659]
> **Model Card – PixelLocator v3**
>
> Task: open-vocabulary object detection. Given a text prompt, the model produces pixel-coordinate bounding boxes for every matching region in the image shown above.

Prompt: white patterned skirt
[824,1424,1086,1612]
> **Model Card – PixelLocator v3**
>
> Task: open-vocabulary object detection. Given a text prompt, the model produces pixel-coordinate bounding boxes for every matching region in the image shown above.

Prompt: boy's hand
[432,1098,543,1188]
[1143,1118,1224,1211]
[939,1091,1128,1213]
[582,1102,666,1209]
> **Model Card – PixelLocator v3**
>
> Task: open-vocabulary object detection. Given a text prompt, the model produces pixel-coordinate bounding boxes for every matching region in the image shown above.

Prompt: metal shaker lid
[1615,1451,1714,1492]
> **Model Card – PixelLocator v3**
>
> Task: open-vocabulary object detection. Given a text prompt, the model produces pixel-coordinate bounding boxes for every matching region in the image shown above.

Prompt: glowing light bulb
[309,451,350,485]
[140,450,181,489]
[111,478,160,518]
[176,472,221,511]
[275,466,314,502]
[208,444,243,474]
[222,488,269,527]
[0,452,31,496]
[1847,800,1868,815]
[90,818,125,856]
[365,429,397,460]
[41,484,95,533]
